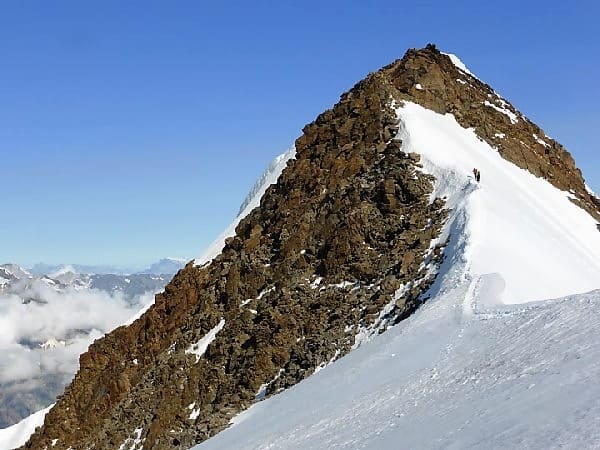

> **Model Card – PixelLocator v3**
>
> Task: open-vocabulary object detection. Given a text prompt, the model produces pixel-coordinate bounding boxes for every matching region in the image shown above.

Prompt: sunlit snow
[4,92,600,450]
[443,52,477,78]
[483,100,519,124]
[532,133,551,148]
[0,404,53,449]
[193,102,600,450]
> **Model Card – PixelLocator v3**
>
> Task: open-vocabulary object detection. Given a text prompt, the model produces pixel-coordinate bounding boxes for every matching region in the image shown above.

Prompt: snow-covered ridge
[194,148,296,266]
[6,55,600,449]
[396,102,600,304]
[442,52,477,79]
[0,264,32,280]
[586,183,599,199]
[237,151,295,215]
[194,102,600,450]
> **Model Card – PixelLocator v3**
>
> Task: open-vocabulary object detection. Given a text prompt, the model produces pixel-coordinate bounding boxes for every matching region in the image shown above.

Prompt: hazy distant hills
[0,258,185,428]
[28,257,187,277]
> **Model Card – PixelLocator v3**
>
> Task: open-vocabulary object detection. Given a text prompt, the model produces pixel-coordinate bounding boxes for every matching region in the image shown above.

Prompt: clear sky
[2,0,599,268]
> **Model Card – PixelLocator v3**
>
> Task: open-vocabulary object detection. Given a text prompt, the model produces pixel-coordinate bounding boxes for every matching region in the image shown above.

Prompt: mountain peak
[377,46,599,219]
[15,46,600,450]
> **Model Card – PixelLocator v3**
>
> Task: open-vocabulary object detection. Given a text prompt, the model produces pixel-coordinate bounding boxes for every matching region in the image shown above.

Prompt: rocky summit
[21,45,600,450]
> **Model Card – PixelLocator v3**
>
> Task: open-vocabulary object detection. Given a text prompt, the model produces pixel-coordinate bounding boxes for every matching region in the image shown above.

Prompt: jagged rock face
[22,45,598,450]
[22,59,446,450]
[381,44,599,220]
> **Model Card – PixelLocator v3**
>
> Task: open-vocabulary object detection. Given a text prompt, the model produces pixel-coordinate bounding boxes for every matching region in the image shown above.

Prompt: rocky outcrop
[22,56,447,450]
[21,45,598,450]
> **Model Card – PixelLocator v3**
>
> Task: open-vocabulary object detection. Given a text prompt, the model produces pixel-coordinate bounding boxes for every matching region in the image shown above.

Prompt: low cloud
[0,283,153,386]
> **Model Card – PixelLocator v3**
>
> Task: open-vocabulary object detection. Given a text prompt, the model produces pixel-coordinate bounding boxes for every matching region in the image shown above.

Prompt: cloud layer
[0,283,153,427]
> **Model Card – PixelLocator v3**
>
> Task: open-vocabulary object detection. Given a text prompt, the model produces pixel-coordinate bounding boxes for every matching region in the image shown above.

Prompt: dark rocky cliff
[21,45,599,450]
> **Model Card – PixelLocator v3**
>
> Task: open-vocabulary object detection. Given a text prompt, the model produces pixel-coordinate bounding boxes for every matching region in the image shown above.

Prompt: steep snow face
[397,102,600,305]
[194,148,296,266]
[0,404,53,449]
[442,52,477,78]
[193,103,600,450]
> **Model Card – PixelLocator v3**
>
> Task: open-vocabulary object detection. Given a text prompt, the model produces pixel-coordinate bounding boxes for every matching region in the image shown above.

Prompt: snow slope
[442,52,478,79]
[194,104,600,449]
[0,405,52,449]
[197,285,600,449]
[395,102,600,304]
[194,148,296,266]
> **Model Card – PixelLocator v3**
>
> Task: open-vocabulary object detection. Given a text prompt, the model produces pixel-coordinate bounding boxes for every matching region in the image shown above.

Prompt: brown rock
[22,45,598,450]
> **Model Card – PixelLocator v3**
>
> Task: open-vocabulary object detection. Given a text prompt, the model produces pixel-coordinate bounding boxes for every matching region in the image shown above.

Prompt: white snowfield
[0,405,52,449]
[194,103,600,449]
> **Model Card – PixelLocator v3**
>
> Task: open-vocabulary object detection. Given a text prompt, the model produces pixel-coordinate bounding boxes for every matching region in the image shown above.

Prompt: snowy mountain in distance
[27,257,188,278]
[6,45,600,450]
[0,263,174,430]
[29,263,135,276]
[0,264,174,301]
[0,264,31,280]
[0,260,183,428]
[140,257,187,275]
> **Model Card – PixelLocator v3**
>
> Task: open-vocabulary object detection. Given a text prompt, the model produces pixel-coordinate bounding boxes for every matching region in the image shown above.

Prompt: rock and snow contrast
[3,45,600,450]
[0,406,53,449]
[194,99,600,450]
[194,148,296,267]
[0,263,177,430]
[395,102,600,303]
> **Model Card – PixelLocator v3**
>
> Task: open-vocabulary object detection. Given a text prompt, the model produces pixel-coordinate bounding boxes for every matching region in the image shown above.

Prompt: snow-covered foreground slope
[197,284,600,449]
[0,405,52,449]
[195,104,600,449]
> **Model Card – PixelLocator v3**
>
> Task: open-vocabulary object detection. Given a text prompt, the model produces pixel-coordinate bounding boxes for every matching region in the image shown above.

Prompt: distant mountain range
[27,257,187,277]
[140,257,189,275]
[0,259,185,429]
[1,259,186,300]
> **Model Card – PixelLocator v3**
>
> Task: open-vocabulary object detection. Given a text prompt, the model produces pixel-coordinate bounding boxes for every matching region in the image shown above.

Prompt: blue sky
[2,1,599,268]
